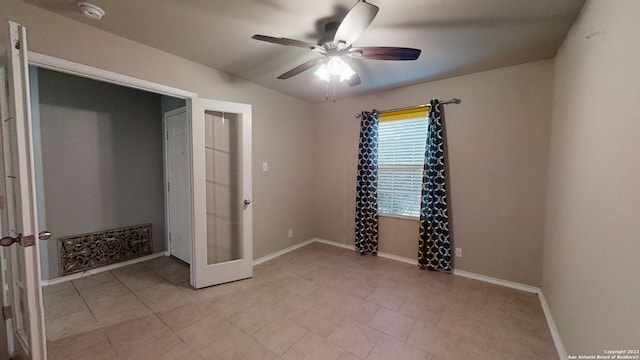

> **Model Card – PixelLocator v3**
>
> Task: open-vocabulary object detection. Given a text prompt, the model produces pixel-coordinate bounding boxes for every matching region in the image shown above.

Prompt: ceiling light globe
[314,64,330,82]
[327,57,345,76]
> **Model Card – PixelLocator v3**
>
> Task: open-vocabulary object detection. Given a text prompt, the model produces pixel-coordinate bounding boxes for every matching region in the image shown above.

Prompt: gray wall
[543,0,640,354]
[312,60,552,286]
[2,2,317,262]
[38,68,165,279]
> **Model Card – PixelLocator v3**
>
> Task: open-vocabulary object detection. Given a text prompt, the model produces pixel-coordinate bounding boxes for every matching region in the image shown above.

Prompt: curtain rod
[354,98,461,118]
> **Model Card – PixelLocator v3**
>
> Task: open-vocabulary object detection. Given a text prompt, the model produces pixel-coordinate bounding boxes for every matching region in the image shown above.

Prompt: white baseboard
[41,252,166,286]
[252,239,315,265]
[313,238,418,266]
[538,291,567,360]
[452,269,540,294]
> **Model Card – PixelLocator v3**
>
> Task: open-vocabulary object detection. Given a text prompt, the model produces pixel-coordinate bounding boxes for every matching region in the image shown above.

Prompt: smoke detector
[77,2,105,20]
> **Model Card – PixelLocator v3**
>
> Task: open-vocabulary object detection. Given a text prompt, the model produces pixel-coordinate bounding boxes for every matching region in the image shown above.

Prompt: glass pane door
[0,21,47,359]
[205,111,241,265]
[191,99,252,289]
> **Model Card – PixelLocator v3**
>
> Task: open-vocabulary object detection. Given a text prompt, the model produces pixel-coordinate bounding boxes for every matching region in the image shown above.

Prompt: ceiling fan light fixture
[315,57,355,83]
[327,57,346,75]
[339,65,356,82]
[314,64,330,82]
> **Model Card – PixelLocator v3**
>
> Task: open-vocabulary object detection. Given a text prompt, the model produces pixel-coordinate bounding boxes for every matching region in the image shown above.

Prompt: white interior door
[191,98,252,289]
[164,107,192,264]
[0,22,47,359]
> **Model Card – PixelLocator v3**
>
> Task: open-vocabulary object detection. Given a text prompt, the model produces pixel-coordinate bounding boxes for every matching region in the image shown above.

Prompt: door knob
[243,199,251,205]
[0,233,38,247]
[39,231,52,240]
[0,236,17,247]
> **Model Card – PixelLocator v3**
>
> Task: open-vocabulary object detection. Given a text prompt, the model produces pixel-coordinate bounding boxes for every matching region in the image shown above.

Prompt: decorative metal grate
[59,223,152,275]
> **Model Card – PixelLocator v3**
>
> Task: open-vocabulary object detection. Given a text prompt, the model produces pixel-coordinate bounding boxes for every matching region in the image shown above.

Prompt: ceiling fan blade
[350,47,422,61]
[277,57,325,79]
[252,34,316,50]
[334,1,379,49]
[346,72,361,87]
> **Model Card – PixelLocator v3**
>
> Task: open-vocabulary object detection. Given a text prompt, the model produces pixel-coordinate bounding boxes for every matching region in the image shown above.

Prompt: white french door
[0,21,47,360]
[190,99,252,289]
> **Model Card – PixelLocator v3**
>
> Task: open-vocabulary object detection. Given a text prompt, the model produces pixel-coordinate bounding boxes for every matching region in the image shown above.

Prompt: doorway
[1,32,254,356]
[31,67,182,281]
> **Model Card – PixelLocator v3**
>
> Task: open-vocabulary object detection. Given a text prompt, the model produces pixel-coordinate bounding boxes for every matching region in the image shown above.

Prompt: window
[377,107,428,217]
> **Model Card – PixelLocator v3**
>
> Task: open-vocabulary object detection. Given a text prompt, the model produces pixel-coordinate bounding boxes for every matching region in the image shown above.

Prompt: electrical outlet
[455,248,462,258]
[288,229,293,238]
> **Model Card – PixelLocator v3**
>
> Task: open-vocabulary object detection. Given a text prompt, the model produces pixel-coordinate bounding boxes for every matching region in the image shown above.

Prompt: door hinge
[0,195,4,209]
[14,39,21,50]
[167,182,170,191]
[166,131,168,140]
[2,306,12,320]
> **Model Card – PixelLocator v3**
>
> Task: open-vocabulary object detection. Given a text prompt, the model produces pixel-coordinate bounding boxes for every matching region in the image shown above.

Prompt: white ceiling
[28,0,584,103]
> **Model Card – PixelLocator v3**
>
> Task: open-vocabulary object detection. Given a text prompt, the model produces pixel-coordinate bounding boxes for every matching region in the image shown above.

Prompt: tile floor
[44,242,558,360]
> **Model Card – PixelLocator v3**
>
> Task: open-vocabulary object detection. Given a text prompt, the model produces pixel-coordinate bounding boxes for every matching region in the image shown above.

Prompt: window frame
[376,106,429,218]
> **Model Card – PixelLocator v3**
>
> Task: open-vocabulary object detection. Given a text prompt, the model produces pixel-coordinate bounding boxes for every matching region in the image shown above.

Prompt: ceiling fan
[251,0,421,87]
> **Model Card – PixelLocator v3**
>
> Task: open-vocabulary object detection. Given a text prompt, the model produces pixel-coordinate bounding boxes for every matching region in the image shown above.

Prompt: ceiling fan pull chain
[325,81,329,102]
[333,79,336,103]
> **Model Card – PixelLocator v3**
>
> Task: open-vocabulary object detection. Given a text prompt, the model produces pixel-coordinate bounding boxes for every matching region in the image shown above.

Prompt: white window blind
[377,116,428,217]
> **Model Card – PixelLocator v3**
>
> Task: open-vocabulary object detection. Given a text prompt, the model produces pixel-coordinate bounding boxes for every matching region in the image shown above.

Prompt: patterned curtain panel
[354,111,379,255]
[418,100,452,271]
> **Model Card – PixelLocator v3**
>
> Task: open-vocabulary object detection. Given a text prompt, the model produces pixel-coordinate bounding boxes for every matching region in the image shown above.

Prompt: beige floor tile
[190,326,263,359]
[398,297,443,325]
[327,318,383,359]
[407,320,462,356]
[44,286,89,321]
[237,347,279,360]
[177,313,235,350]
[112,263,167,292]
[142,256,179,272]
[104,314,170,347]
[43,244,556,360]
[84,287,152,327]
[284,275,323,298]
[210,290,262,319]
[43,280,76,296]
[46,328,110,360]
[72,271,121,292]
[368,307,416,341]
[75,276,131,302]
[295,304,346,338]
[144,256,190,284]
[45,308,100,341]
[437,308,489,344]
[105,315,185,360]
[365,286,408,311]
[155,343,202,360]
[367,334,427,360]
[157,302,214,332]
[252,318,308,355]
[282,332,346,360]
[338,351,363,360]
[133,281,196,313]
[229,302,281,334]
[271,293,314,320]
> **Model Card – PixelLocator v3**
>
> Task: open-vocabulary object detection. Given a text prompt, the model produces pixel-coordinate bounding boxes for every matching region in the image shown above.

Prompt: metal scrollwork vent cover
[59,223,152,276]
